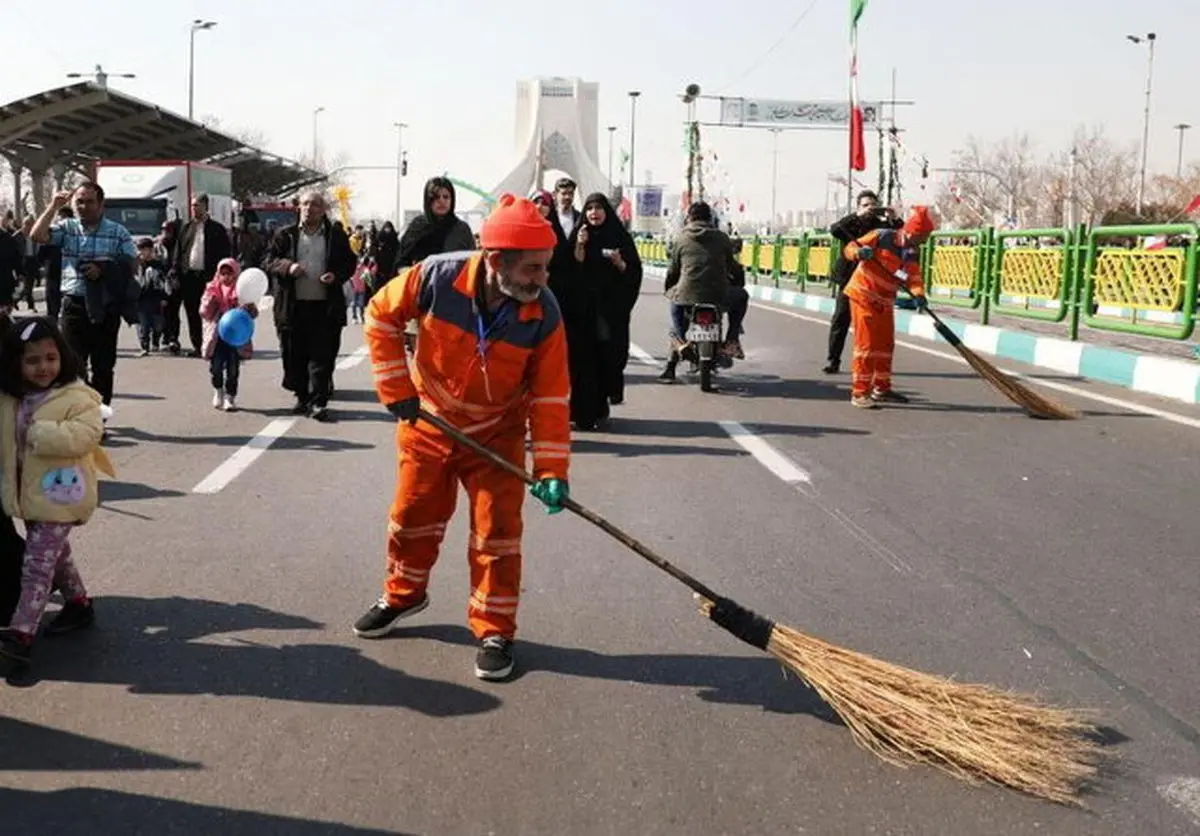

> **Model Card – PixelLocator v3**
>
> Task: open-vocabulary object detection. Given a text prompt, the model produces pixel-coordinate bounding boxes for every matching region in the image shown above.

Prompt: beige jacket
[0,382,115,524]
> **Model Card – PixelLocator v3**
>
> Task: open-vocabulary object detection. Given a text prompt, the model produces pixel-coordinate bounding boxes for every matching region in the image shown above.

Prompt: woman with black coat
[545,193,606,430]
[569,193,643,407]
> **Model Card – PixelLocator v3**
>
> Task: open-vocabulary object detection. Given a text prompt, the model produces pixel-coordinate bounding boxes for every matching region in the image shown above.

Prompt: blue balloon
[217,308,255,348]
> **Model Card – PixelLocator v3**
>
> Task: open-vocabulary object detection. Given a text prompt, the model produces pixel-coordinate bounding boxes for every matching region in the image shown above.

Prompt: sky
[4,0,1198,222]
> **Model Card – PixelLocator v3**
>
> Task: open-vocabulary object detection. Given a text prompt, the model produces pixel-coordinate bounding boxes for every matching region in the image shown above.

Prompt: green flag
[850,0,867,29]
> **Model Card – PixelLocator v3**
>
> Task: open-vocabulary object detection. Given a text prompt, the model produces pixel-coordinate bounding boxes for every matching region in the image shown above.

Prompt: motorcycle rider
[659,201,747,382]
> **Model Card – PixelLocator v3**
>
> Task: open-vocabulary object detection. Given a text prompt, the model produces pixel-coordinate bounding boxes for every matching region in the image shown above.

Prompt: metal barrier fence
[634,222,1200,343]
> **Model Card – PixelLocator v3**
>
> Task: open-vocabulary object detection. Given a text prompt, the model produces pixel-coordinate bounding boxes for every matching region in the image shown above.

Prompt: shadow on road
[24,597,500,718]
[604,416,869,442]
[392,623,843,725]
[99,481,186,504]
[0,716,202,771]
[105,427,374,453]
[0,788,407,835]
[572,437,744,459]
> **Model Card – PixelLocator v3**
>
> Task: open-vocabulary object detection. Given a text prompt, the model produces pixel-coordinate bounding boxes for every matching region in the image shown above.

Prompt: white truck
[94,160,234,237]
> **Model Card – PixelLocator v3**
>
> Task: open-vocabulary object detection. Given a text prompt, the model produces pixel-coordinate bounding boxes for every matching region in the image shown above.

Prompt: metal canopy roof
[0,82,323,199]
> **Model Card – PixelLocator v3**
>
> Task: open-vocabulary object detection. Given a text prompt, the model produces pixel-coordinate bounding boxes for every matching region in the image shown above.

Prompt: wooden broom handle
[417,408,723,603]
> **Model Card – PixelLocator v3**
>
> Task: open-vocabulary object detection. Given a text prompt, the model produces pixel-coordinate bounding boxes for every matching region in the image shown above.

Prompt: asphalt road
[2,287,1199,835]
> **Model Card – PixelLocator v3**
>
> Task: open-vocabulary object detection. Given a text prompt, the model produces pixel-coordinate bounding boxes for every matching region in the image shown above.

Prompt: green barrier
[989,228,1075,323]
[924,229,990,310]
[640,220,1200,344]
[1080,224,1198,341]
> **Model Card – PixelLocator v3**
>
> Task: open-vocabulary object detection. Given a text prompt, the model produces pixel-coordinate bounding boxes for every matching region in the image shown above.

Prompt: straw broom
[913,300,1079,420]
[418,409,1104,805]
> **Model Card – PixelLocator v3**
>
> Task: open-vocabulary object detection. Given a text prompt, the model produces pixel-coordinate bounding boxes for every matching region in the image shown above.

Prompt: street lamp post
[188,20,217,120]
[628,91,641,195]
[769,128,782,233]
[394,121,408,224]
[607,125,617,186]
[1173,123,1191,178]
[312,106,326,169]
[1127,32,1157,215]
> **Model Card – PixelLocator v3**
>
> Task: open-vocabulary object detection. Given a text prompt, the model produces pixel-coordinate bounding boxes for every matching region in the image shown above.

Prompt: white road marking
[747,299,1200,431]
[192,418,299,495]
[718,420,811,485]
[336,345,370,371]
[1159,776,1200,827]
[628,343,658,366]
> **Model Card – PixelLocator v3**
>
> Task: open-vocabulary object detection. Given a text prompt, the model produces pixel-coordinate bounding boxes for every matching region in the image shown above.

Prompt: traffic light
[401,153,408,177]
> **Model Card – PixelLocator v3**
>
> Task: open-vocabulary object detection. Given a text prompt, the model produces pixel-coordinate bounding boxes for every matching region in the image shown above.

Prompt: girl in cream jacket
[0,317,114,668]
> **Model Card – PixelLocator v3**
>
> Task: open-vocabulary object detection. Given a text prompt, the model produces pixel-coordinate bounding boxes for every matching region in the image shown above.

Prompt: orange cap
[903,205,935,240]
[480,193,557,251]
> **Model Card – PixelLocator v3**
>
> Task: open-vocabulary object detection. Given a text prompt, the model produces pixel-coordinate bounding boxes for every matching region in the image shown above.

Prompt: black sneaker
[0,632,31,667]
[44,600,95,637]
[823,362,840,374]
[291,400,309,415]
[475,636,515,681]
[352,596,429,639]
[871,389,911,404]
[310,405,334,423]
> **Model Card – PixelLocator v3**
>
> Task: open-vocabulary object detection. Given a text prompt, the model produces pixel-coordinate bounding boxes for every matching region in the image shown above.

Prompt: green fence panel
[989,228,1075,323]
[925,228,990,310]
[1081,224,1198,341]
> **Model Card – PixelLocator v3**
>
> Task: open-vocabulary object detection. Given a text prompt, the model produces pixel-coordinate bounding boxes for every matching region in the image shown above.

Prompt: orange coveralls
[842,230,926,399]
[364,252,571,640]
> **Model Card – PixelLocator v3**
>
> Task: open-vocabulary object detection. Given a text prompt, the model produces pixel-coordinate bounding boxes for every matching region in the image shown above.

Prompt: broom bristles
[955,343,1080,420]
[765,623,1103,805]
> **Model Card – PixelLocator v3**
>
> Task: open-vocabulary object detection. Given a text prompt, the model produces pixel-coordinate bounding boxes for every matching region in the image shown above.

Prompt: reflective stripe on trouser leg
[850,300,874,398]
[461,428,526,640]
[385,423,458,607]
[870,307,897,394]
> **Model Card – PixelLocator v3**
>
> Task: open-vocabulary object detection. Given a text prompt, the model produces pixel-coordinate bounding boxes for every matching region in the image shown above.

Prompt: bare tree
[198,115,269,149]
[939,126,1149,228]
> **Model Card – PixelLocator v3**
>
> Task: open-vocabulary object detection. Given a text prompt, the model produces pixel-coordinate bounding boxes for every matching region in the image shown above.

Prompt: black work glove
[386,397,420,424]
[914,294,929,311]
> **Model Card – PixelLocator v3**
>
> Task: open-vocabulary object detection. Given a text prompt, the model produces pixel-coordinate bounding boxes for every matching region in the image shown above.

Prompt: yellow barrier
[808,246,832,279]
[757,242,775,273]
[739,244,754,268]
[780,243,801,274]
[930,245,979,291]
[999,249,1063,300]
[1092,248,1187,311]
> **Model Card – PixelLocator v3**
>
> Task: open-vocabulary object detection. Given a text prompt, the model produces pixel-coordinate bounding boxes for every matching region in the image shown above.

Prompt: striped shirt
[49,218,136,297]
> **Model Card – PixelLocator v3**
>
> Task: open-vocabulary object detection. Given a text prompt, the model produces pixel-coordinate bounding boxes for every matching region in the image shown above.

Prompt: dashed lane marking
[718,420,812,485]
[192,418,300,495]
[192,347,372,494]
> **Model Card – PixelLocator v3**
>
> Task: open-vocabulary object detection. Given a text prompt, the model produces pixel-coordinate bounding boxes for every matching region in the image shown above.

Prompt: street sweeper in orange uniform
[842,205,936,409]
[353,194,571,681]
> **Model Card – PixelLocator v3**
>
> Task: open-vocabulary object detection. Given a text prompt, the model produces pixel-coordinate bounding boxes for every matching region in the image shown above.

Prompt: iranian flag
[849,0,868,171]
[1183,194,1200,216]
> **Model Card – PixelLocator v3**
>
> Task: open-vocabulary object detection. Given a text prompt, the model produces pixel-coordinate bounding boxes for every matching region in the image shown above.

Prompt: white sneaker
[212,389,223,409]
[222,394,237,412]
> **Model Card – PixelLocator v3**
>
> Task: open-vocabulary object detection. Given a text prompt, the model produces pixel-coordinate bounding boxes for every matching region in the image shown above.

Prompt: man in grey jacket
[660,201,748,381]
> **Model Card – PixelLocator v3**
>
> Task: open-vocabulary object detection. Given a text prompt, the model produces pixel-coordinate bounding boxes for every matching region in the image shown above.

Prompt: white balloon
[236,268,269,305]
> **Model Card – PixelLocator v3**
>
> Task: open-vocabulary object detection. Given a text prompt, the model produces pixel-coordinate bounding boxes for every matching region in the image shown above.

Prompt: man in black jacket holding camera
[824,190,902,374]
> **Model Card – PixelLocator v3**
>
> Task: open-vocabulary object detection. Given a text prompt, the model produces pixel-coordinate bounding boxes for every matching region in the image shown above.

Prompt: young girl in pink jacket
[200,258,257,412]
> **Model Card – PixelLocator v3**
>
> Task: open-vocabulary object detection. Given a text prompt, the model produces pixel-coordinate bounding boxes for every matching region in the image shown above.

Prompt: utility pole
[188,19,217,120]
[1127,32,1157,215]
[393,122,407,224]
[769,128,782,233]
[628,91,641,194]
[1174,123,1191,178]
[312,106,325,169]
[607,125,617,186]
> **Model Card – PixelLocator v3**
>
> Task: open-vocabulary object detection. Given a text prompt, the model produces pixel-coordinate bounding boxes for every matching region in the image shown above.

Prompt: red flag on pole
[848,2,867,172]
[1183,193,1200,216]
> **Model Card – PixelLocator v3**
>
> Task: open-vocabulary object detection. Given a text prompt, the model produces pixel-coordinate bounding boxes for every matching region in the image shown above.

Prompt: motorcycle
[679,303,728,392]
